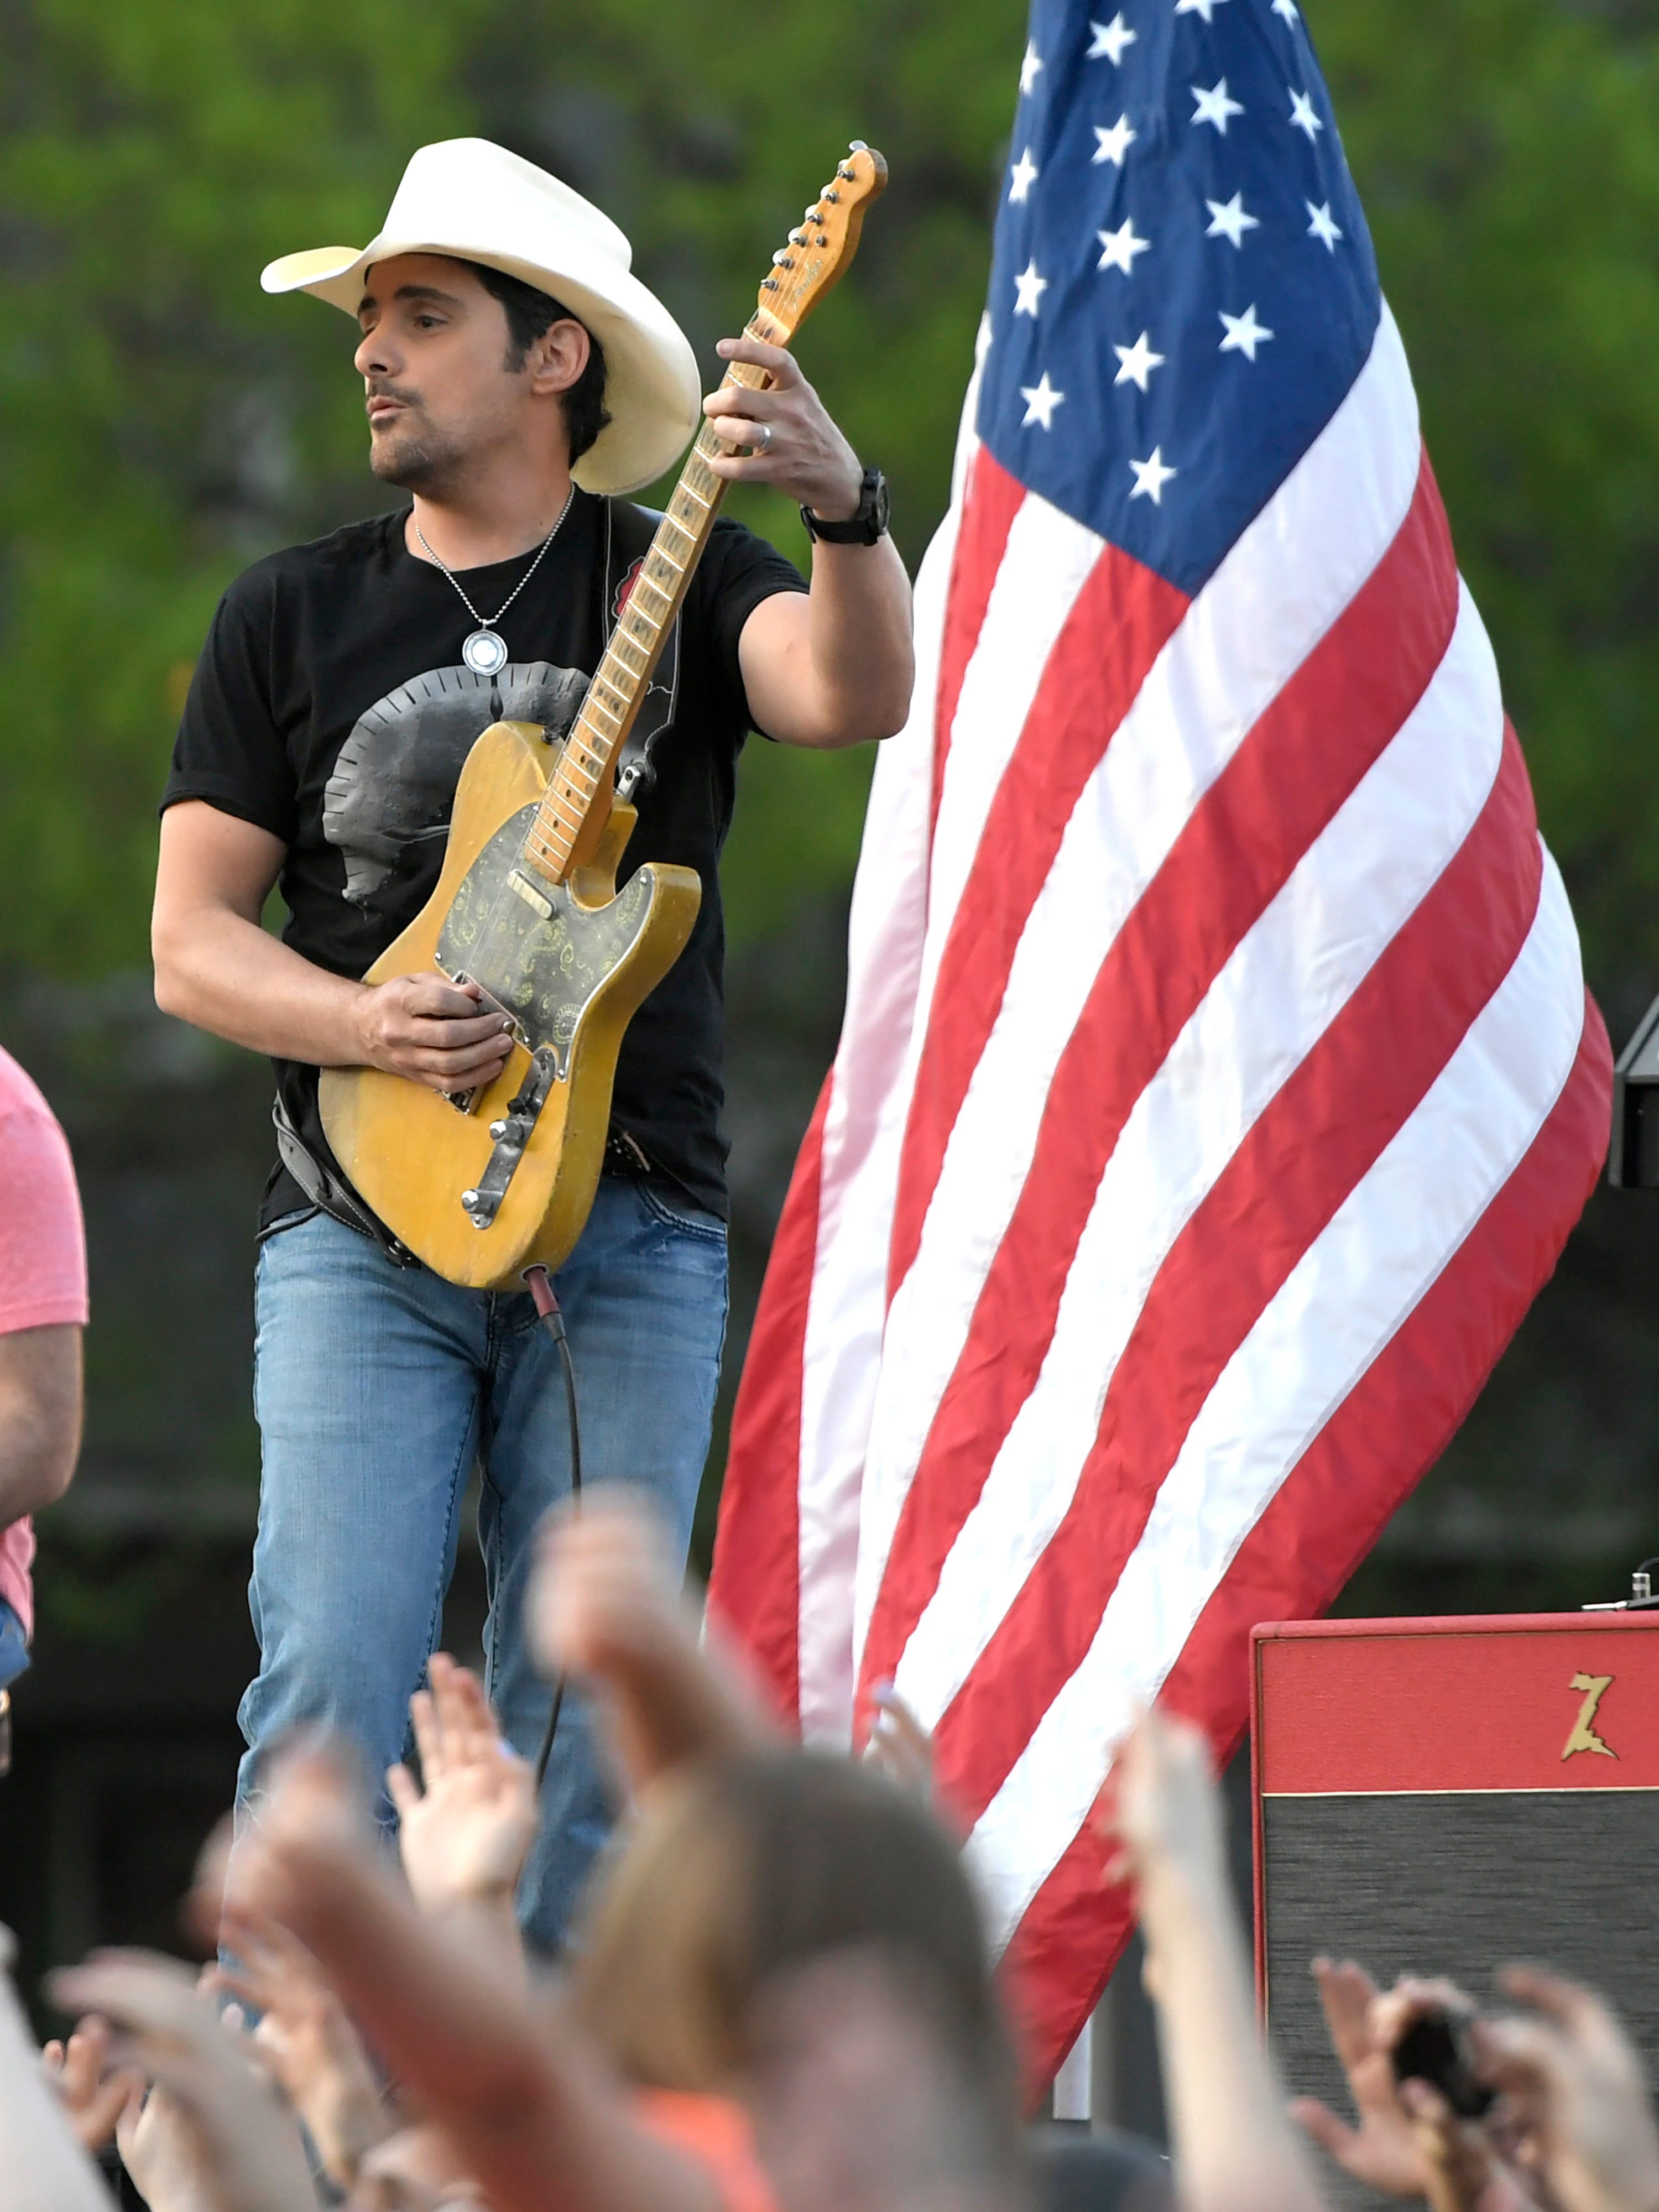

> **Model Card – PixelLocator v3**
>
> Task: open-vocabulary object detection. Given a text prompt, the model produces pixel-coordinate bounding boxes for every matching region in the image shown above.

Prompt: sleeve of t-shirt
[160,561,300,842]
[0,1067,88,1336]
[695,515,809,737]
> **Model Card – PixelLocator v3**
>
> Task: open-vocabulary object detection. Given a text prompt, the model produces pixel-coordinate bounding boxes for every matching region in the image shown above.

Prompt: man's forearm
[598,1623,781,1800]
[274,1841,714,2212]
[154,865,514,1097]
[1141,1860,1329,2212]
[804,535,915,743]
[154,902,372,1067]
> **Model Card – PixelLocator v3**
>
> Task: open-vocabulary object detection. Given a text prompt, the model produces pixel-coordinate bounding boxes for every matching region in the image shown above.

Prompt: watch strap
[801,465,889,546]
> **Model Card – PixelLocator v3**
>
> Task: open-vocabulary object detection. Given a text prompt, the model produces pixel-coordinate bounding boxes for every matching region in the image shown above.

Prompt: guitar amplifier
[1251,1614,1659,2210]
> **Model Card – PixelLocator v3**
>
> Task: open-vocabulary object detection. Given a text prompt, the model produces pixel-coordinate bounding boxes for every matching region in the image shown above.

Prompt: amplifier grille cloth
[1262,1792,1659,2212]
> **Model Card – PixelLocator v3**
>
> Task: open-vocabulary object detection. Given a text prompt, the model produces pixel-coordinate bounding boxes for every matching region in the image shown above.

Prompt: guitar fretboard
[520,331,779,884]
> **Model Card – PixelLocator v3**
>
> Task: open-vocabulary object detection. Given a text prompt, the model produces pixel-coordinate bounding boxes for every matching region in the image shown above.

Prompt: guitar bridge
[459,1047,559,1230]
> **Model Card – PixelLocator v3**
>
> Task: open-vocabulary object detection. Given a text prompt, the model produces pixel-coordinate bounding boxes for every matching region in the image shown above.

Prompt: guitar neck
[520,333,775,885]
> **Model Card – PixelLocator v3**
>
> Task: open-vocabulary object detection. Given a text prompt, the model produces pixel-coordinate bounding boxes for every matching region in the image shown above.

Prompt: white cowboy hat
[260,138,701,495]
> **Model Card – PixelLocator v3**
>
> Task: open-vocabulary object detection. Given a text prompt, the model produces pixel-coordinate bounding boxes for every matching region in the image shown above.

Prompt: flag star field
[981,0,1378,592]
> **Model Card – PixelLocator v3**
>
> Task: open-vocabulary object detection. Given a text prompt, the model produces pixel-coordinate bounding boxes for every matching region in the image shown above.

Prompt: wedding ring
[753,422,773,453]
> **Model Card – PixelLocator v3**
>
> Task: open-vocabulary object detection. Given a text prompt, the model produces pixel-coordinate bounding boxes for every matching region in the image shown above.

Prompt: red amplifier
[1251,1613,1659,2209]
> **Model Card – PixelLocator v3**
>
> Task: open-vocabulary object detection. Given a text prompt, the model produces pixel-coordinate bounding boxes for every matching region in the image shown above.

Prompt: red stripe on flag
[938,728,1544,1824]
[999,1857,1137,2110]
[892,542,1189,1296]
[706,1074,834,1725]
[859,458,1459,1702]
[999,993,1611,2095]
[930,449,1027,839]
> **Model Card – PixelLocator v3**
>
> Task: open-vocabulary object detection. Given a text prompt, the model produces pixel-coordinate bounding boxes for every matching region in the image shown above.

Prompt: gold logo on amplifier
[1561,1672,1617,1762]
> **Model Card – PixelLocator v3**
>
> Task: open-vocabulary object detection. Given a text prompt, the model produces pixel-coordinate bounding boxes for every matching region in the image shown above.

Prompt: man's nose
[354,326,399,378]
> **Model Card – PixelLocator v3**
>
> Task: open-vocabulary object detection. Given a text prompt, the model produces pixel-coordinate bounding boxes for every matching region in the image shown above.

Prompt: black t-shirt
[162,491,806,1227]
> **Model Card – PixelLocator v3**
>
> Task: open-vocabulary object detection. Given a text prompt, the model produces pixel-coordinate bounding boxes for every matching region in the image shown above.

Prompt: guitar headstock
[752,143,888,345]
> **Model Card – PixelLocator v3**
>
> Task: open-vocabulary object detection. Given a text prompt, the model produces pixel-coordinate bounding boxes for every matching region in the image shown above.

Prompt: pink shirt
[0,1048,88,1639]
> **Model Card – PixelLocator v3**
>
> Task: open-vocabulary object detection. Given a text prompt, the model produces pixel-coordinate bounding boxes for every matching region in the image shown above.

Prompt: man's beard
[368,409,468,494]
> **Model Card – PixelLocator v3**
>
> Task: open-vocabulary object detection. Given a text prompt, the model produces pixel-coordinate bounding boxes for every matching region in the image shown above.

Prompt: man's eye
[415,315,443,329]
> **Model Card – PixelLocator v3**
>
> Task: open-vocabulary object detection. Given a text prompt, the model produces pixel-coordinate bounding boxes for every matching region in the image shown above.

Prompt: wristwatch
[801,465,891,546]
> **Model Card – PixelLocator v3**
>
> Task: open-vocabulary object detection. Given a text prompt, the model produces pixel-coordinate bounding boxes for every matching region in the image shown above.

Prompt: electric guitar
[318,145,888,1290]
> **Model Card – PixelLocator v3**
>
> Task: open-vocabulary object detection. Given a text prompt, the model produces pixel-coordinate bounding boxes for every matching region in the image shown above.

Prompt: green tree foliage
[0,0,1011,968]
[2,0,1658,994]
[1317,0,1659,995]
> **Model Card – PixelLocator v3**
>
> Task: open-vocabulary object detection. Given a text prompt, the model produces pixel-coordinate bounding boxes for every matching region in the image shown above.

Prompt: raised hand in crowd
[43,2008,141,2154]
[1098,1708,1328,2212]
[862,1682,936,1807]
[388,1651,538,1979]
[47,1949,317,2212]
[115,2075,241,2212]
[43,2001,222,2212]
[210,1906,390,2194]
[209,1738,722,2212]
[531,1489,776,1801]
[1291,1963,1525,2212]
[1477,1968,1659,2212]
[1376,1978,1540,2212]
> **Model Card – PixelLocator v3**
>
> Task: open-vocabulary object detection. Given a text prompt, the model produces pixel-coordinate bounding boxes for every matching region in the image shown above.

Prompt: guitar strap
[599,495,682,804]
[269,1093,419,1266]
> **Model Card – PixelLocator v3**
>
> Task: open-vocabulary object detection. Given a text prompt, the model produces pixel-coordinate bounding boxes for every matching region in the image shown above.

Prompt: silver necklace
[414,485,576,677]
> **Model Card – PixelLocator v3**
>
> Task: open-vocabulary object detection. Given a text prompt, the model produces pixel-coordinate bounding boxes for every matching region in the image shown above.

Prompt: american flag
[709,0,1611,2080]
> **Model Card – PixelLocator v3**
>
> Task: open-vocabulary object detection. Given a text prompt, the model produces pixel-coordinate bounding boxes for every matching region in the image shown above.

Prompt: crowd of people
[3,1490,1655,2212]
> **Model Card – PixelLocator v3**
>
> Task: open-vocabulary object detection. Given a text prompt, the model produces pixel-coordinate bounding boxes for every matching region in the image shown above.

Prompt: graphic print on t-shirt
[323,660,588,908]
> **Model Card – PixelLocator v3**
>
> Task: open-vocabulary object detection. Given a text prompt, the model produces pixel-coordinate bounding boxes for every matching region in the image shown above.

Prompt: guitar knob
[489,1120,508,1140]
[461,1189,483,1212]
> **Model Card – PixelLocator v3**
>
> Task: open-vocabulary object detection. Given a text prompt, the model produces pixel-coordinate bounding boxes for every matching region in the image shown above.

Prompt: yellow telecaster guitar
[319,145,888,1290]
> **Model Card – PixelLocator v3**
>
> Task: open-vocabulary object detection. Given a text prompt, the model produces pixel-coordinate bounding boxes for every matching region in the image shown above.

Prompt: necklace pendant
[462,627,509,677]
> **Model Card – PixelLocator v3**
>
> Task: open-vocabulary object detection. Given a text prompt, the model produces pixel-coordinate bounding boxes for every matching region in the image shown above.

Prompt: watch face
[870,473,891,534]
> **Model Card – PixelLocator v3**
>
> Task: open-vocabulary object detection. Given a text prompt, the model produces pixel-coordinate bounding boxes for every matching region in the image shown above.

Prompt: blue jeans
[240,1176,728,1952]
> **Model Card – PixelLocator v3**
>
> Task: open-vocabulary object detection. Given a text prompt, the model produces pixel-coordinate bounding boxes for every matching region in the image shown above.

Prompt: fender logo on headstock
[1561,1671,1617,1762]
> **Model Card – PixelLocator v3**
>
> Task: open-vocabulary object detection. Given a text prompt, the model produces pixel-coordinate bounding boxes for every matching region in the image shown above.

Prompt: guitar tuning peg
[849,139,868,153]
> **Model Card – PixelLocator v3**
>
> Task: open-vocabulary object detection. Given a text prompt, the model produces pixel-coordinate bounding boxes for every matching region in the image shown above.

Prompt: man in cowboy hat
[150,138,912,1946]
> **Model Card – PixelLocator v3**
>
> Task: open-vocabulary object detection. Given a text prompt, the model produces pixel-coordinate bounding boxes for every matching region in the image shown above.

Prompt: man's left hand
[703,336,864,521]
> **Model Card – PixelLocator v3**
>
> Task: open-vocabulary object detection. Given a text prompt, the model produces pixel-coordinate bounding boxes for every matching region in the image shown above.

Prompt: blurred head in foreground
[575,1747,1026,2187]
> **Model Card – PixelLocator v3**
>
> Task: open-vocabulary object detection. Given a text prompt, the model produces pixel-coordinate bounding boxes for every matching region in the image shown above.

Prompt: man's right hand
[353,973,515,1093]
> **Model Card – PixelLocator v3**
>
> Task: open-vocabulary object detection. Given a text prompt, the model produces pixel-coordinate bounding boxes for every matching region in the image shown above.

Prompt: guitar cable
[523,1264,581,1790]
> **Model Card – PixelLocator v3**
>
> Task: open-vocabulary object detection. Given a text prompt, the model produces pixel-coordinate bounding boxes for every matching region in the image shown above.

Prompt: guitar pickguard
[435,804,656,1074]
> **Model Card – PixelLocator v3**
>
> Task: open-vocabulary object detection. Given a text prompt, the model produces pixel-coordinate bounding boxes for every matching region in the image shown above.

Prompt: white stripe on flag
[912,493,1104,1027]
[795,343,989,1742]
[797,525,951,1744]
[852,305,1423,1658]
[965,849,1587,1946]
[891,582,1504,1726]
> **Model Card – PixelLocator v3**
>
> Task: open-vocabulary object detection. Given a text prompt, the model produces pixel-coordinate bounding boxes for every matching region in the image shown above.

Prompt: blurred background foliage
[2,0,1659,1979]
[6,0,1659,979]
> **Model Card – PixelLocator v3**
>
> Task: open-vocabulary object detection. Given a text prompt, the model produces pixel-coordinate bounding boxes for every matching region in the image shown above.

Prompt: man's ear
[529,319,591,399]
